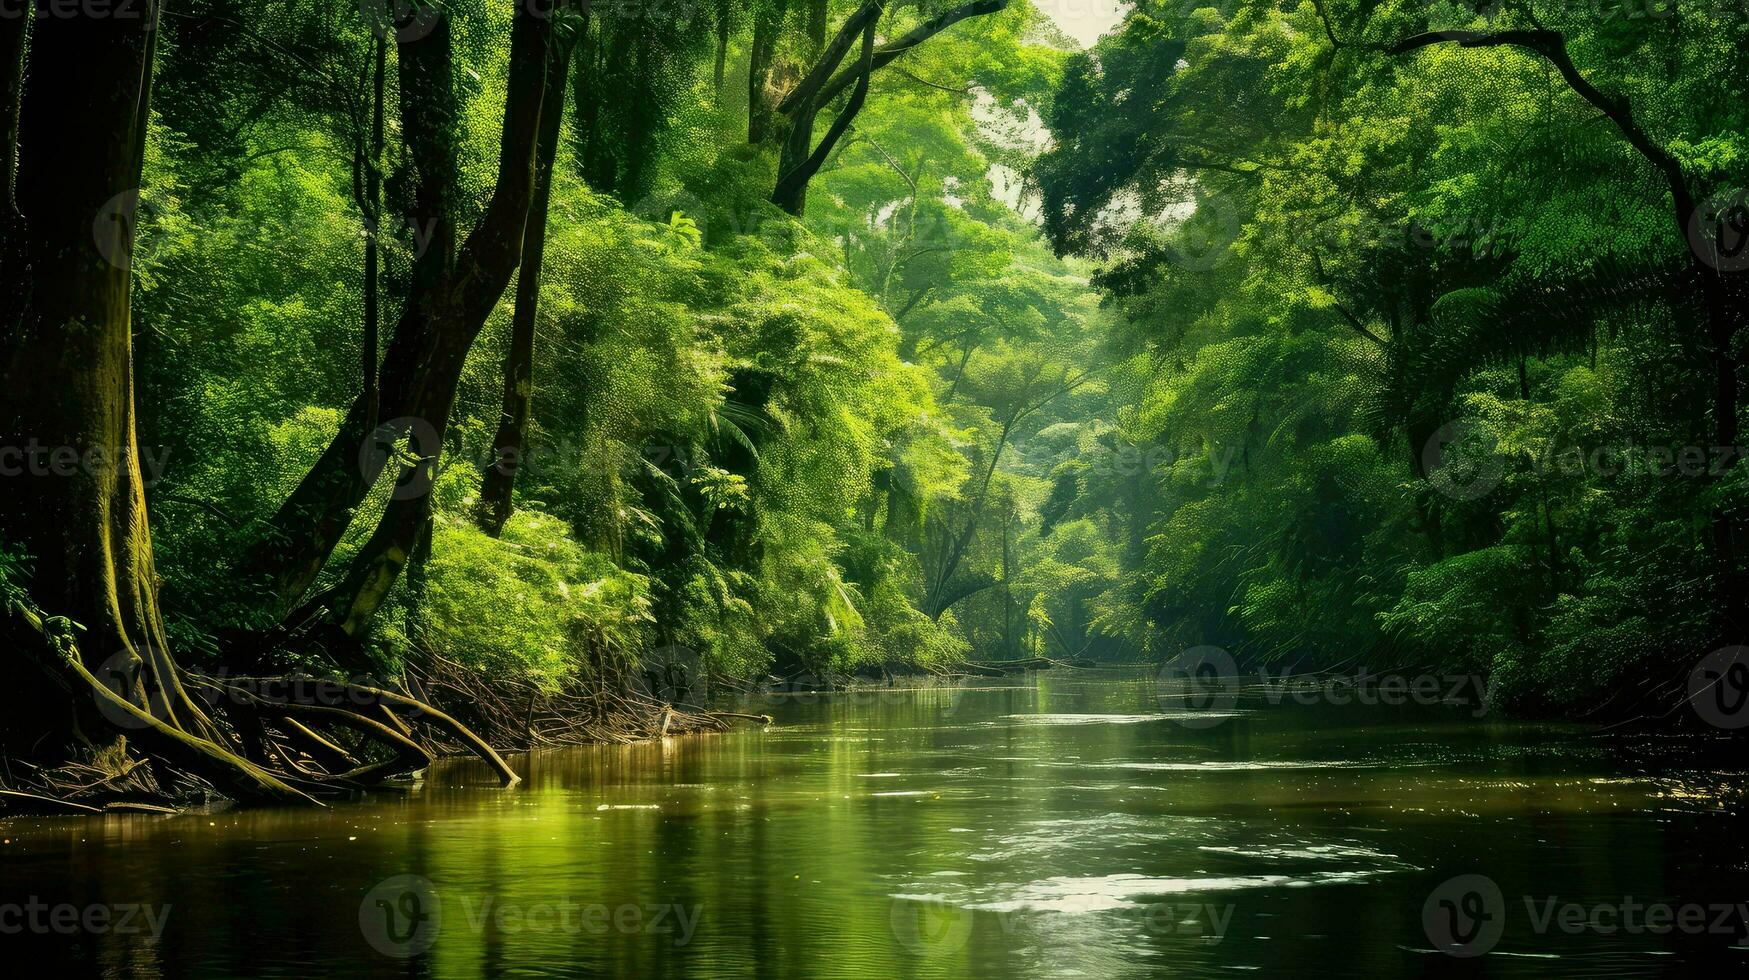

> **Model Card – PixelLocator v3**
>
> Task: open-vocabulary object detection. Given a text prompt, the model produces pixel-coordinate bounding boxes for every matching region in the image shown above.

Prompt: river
[2,668,1746,977]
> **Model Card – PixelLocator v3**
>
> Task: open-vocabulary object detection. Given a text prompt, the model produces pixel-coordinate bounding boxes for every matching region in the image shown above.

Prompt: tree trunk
[806,0,828,53]
[236,12,460,619]
[0,4,307,802]
[747,0,786,144]
[2,0,178,745]
[619,33,655,202]
[476,14,575,538]
[1389,29,1743,461]
[773,10,878,215]
[239,3,556,625]
[1699,266,1741,449]
[925,416,1014,618]
[361,34,387,442]
[1000,509,1013,655]
[317,0,559,642]
[769,1,1011,215]
[573,11,623,194]
[2,11,29,330]
[714,0,731,95]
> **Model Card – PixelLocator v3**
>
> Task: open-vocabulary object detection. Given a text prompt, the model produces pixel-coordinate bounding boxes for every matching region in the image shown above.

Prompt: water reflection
[2,669,1746,977]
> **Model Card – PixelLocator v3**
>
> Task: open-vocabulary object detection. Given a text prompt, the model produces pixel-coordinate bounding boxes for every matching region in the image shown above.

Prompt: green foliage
[125,0,1092,694]
[1378,546,1531,674]
[1035,0,1749,714]
[121,0,1745,722]
[403,511,654,692]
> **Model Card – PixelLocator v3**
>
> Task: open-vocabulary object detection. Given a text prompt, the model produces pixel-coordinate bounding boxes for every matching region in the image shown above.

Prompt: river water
[2,668,1746,977]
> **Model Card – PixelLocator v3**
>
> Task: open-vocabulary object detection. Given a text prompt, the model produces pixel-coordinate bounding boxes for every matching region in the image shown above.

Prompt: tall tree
[313,0,564,642]
[476,13,581,537]
[1307,11,1746,455]
[240,1,562,630]
[0,2,306,800]
[748,0,789,144]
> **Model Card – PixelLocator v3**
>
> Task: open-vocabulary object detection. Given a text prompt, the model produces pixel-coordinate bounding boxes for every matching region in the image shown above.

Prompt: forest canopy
[1,0,1746,809]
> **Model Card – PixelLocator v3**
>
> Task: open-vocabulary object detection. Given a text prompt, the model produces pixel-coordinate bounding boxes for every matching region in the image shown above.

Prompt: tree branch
[1308,0,1361,50]
[774,10,880,213]
[1308,249,1387,345]
[1386,29,1692,222]
[892,66,976,96]
[856,131,916,193]
[892,284,935,321]
[779,0,886,116]
[780,0,1008,114]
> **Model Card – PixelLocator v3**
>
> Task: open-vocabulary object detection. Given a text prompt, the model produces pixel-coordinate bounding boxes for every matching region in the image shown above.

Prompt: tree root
[5,595,521,810]
[5,597,786,815]
[9,599,319,806]
[276,717,360,773]
[0,788,104,815]
[404,653,747,753]
[191,674,519,787]
[704,711,775,725]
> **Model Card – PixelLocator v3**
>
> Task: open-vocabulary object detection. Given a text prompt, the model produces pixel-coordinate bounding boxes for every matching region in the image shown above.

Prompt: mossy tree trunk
[0,5,308,801]
[3,1,178,744]
[747,0,788,144]
[235,10,460,620]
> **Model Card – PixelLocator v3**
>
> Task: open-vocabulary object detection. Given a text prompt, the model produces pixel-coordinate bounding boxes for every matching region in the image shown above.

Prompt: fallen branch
[705,711,774,725]
[0,788,103,815]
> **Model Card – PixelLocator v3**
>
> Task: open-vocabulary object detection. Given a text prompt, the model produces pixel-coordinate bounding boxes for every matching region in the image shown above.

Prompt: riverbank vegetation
[1035,0,1748,718]
[2,0,1744,810]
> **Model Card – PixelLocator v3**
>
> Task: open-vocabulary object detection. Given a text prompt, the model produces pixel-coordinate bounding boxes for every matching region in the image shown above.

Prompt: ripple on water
[1197,842,1409,864]
[1073,760,1379,771]
[999,712,1244,725]
[945,870,1387,913]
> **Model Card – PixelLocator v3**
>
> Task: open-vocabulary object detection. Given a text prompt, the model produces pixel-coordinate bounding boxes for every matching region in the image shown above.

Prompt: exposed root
[277,717,360,772]
[4,595,518,812]
[4,596,780,816]
[8,598,319,807]
[1,749,184,815]
[406,653,732,751]
[708,711,776,724]
[188,673,518,787]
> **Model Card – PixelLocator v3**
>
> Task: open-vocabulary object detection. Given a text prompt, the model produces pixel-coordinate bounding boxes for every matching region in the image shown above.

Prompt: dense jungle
[2,1,1747,976]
